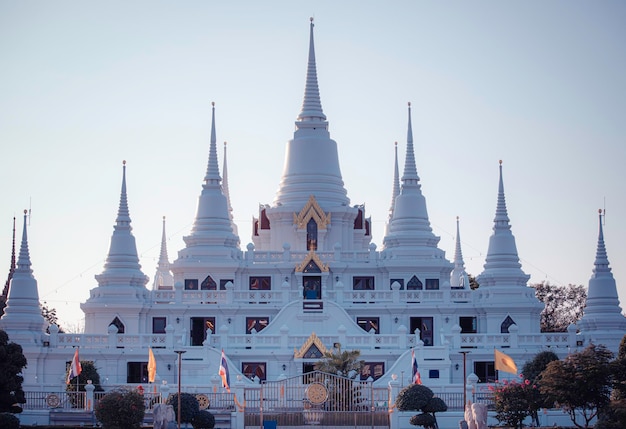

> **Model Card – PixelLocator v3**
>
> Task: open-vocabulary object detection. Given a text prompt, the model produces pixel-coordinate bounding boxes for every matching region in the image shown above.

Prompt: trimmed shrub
[192,409,216,429]
[0,412,20,429]
[95,389,145,429]
[167,392,200,424]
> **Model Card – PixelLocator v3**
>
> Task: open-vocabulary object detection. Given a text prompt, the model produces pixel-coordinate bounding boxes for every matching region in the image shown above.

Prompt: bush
[192,409,216,429]
[167,392,200,424]
[95,389,145,429]
[395,384,434,411]
[0,412,20,429]
[490,376,540,429]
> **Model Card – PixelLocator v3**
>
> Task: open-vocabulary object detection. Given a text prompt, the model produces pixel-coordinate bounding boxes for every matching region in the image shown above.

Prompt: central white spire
[273,19,349,209]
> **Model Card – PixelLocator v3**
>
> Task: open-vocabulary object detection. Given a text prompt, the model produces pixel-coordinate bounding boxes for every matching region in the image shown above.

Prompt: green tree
[314,348,364,377]
[95,389,145,429]
[521,350,559,425]
[532,281,586,332]
[0,330,27,414]
[66,361,104,408]
[395,384,448,429]
[314,347,365,411]
[540,343,613,428]
[596,335,626,429]
[167,392,200,424]
[41,302,64,333]
[490,376,539,429]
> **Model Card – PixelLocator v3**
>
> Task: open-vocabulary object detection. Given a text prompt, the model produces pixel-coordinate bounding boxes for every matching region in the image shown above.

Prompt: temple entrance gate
[243,371,390,428]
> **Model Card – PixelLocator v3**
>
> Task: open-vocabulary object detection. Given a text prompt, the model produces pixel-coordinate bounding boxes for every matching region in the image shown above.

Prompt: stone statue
[471,402,488,429]
[153,403,176,429]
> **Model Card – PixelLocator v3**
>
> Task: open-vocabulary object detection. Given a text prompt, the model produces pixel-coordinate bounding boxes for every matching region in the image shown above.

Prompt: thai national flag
[219,349,231,392]
[66,348,82,384]
[411,348,422,385]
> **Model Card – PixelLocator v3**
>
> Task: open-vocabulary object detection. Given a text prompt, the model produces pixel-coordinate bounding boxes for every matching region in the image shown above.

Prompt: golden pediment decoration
[295,250,329,273]
[294,332,329,359]
[293,195,331,230]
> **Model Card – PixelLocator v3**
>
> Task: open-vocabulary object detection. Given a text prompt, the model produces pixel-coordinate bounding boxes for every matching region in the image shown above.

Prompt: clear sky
[1,1,625,330]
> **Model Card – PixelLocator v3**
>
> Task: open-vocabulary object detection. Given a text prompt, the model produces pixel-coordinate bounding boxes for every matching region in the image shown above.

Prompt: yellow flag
[148,347,157,383]
[494,349,517,374]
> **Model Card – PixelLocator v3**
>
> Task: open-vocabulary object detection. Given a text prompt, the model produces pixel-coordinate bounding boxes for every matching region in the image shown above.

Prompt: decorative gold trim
[293,195,331,230]
[294,332,328,358]
[295,251,329,273]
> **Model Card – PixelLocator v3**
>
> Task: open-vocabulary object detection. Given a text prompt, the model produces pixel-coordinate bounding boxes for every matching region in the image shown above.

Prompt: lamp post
[174,350,186,429]
[459,351,470,411]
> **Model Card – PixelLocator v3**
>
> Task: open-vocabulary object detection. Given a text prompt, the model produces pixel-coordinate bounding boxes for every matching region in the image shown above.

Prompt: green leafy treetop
[95,389,145,429]
[0,330,27,413]
[540,343,613,429]
[395,384,448,428]
[314,348,364,377]
[66,361,105,393]
[167,392,200,424]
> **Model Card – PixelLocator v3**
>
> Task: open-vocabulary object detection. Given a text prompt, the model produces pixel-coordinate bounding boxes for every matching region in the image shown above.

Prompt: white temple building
[1,19,625,427]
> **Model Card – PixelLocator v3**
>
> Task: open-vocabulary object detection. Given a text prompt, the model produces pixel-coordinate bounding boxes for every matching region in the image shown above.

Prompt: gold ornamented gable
[293,195,331,230]
[294,332,329,359]
[295,250,329,273]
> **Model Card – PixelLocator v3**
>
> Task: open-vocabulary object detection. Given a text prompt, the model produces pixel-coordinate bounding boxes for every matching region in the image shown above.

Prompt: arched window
[501,316,516,333]
[306,218,318,251]
[407,275,423,290]
[110,317,125,334]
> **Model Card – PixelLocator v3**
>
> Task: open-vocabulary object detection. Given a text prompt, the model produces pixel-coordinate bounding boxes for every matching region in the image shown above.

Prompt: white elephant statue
[471,402,488,429]
[153,403,176,429]
[464,400,476,429]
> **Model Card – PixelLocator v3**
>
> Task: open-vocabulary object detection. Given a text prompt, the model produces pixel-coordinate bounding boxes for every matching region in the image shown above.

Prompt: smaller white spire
[221,141,238,236]
[0,210,46,341]
[450,217,469,288]
[578,209,626,334]
[388,141,400,221]
[383,103,441,253]
[153,216,173,290]
[477,161,530,288]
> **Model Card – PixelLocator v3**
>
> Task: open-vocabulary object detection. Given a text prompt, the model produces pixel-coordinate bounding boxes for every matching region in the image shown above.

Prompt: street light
[459,351,470,411]
[174,350,186,429]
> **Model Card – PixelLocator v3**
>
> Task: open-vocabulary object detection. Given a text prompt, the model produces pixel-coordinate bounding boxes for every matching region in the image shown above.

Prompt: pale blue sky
[1,1,625,328]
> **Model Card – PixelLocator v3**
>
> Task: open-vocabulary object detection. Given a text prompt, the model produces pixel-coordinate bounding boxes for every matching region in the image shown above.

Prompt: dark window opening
[460,317,477,334]
[353,276,374,290]
[250,276,271,290]
[246,317,269,334]
[152,317,166,334]
[242,362,266,381]
[501,316,516,333]
[410,317,434,346]
[361,362,384,381]
[127,362,148,383]
[201,275,217,290]
[354,207,364,229]
[425,279,439,290]
[303,276,321,299]
[365,218,370,236]
[260,208,270,230]
[407,276,423,290]
[190,317,215,346]
[184,279,198,290]
[306,218,318,251]
[110,317,125,334]
[474,361,497,383]
[219,279,233,289]
[429,369,440,379]
[357,317,380,334]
